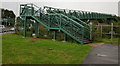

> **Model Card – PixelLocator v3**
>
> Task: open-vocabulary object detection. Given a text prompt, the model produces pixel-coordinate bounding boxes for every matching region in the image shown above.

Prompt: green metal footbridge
[19,3,116,44]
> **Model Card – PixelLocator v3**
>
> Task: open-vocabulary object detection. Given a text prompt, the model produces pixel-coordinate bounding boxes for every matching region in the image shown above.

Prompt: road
[82,44,118,64]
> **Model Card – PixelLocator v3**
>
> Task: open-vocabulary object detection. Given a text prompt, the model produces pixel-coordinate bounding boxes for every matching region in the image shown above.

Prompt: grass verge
[2,33,92,64]
[93,38,119,45]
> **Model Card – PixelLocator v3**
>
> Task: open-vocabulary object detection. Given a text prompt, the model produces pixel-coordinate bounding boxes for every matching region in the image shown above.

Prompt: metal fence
[95,23,120,39]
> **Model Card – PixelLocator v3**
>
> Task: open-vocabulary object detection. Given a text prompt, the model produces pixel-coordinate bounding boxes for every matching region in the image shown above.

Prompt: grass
[93,38,119,45]
[2,33,92,64]
[0,34,2,64]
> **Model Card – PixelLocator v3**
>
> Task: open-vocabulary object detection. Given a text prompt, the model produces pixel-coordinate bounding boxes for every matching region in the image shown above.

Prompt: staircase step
[20,4,92,44]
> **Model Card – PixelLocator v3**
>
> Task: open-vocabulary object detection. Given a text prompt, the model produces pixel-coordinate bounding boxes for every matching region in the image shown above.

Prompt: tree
[1,9,16,18]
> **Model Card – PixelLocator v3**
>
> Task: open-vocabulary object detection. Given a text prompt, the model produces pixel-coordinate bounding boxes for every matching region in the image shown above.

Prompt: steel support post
[53,31,57,40]
[48,15,51,27]
[24,16,27,37]
[64,33,67,41]
[35,22,39,37]
[59,15,61,28]
[90,26,92,40]
[81,28,84,44]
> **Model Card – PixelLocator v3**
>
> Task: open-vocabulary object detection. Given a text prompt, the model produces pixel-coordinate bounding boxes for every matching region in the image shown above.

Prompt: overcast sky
[1,0,120,17]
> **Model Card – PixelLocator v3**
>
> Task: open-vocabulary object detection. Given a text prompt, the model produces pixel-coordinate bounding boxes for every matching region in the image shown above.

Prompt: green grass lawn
[2,33,92,64]
[93,38,119,45]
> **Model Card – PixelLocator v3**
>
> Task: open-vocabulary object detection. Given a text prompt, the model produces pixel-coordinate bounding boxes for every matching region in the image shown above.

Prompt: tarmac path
[82,44,118,64]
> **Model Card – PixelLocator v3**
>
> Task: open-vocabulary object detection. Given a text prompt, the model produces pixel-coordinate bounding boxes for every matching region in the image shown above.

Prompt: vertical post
[40,8,42,19]
[24,16,27,37]
[101,24,102,38]
[35,22,39,37]
[111,23,113,40]
[90,22,92,40]
[60,15,61,28]
[64,33,67,41]
[81,27,84,44]
[82,12,85,19]
[53,31,57,40]
[31,7,34,15]
[97,23,99,31]
[37,23,39,37]
[48,15,51,27]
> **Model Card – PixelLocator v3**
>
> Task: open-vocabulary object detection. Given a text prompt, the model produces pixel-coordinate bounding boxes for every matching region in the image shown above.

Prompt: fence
[94,23,120,40]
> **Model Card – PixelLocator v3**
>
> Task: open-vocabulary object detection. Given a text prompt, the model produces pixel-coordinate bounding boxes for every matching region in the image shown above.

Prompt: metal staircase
[43,6,92,41]
[19,3,115,44]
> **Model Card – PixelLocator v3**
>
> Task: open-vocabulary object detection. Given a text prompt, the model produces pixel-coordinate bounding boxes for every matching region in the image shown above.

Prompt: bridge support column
[63,33,67,41]
[24,16,27,37]
[53,31,57,40]
[35,22,39,37]
[81,28,84,44]
[47,29,50,36]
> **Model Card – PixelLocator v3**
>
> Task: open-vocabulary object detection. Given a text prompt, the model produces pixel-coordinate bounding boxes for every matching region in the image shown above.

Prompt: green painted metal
[64,34,67,41]
[43,7,92,41]
[19,3,116,44]
[53,31,57,40]
[45,6,115,19]
[35,22,39,37]
[24,16,27,37]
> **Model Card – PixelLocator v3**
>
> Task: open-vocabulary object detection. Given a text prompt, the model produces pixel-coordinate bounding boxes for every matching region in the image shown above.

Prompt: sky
[118,1,120,16]
[0,0,120,17]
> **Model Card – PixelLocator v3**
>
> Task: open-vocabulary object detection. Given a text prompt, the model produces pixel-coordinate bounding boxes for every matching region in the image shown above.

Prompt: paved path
[82,44,118,64]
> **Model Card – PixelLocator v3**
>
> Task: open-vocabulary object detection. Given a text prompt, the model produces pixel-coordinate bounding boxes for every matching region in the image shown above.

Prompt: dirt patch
[87,43,105,47]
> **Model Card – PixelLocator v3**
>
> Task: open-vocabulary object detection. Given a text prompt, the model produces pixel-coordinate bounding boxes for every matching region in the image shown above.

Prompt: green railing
[20,3,93,44]
[30,14,85,44]
[44,6,114,19]
[20,3,41,16]
[43,6,92,40]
